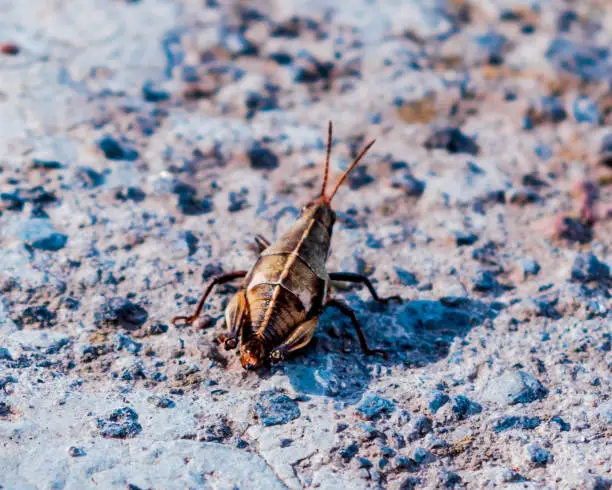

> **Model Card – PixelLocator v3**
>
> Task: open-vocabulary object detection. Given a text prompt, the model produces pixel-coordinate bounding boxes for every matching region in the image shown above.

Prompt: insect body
[172,122,401,369]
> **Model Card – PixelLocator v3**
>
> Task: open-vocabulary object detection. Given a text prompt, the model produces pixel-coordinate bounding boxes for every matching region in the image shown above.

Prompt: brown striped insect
[172,122,401,370]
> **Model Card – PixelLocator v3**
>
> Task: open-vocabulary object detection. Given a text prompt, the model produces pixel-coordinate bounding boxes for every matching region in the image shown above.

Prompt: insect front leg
[269,316,319,364]
[329,272,401,304]
[171,271,247,326]
[222,289,250,350]
[325,298,387,358]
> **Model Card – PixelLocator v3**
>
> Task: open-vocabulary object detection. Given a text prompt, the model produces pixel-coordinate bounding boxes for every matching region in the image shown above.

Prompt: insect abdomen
[246,282,305,344]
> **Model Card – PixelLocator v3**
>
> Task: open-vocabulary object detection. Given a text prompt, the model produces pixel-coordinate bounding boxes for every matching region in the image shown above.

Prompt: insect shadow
[281,296,503,404]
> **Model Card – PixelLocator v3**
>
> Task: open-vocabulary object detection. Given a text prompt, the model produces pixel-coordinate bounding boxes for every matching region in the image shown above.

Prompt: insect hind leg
[325,298,387,359]
[222,289,249,350]
[171,271,247,326]
[329,272,401,304]
[269,316,319,364]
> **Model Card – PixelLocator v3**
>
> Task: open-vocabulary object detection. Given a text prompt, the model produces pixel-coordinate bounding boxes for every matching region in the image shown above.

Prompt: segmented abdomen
[245,282,306,345]
[243,214,331,345]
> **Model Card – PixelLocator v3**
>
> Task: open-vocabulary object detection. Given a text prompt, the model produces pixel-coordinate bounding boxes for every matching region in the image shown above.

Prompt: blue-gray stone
[451,395,482,420]
[248,146,279,170]
[254,391,300,426]
[493,416,541,432]
[520,258,541,278]
[356,395,396,420]
[428,391,450,413]
[95,298,148,330]
[573,96,600,124]
[97,407,142,438]
[340,442,359,462]
[571,253,610,283]
[17,218,67,251]
[0,348,13,361]
[526,443,552,465]
[472,271,498,292]
[98,136,139,161]
[115,333,142,355]
[546,38,611,81]
[485,371,548,405]
[424,128,479,156]
[394,267,419,286]
[551,416,570,431]
[455,231,479,246]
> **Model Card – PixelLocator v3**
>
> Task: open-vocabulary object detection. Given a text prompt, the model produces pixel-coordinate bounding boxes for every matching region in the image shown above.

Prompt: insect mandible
[172,122,401,369]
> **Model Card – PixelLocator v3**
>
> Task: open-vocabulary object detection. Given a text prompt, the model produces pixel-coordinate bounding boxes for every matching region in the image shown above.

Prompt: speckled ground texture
[1,0,612,489]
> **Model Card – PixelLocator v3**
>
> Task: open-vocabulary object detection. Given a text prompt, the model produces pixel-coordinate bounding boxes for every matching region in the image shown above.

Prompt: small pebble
[96,407,142,439]
[573,96,600,124]
[68,446,86,457]
[451,395,483,420]
[253,390,300,426]
[248,145,279,170]
[356,395,395,420]
[526,443,552,466]
[424,128,479,156]
[520,258,541,279]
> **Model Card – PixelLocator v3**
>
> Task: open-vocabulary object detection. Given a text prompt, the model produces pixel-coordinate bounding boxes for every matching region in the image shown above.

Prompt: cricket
[172,122,401,370]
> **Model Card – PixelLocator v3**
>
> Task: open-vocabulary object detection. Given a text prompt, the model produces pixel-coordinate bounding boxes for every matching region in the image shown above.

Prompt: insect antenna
[320,121,333,197]
[327,138,376,202]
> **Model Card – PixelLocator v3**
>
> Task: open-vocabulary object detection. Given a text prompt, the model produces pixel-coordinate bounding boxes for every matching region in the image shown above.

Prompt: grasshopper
[172,122,401,369]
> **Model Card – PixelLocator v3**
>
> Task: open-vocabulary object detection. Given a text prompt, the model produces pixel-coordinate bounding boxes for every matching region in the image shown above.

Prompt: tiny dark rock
[97,407,142,438]
[98,136,139,161]
[472,271,499,293]
[75,167,105,188]
[348,166,374,190]
[455,231,479,246]
[33,232,68,251]
[95,297,148,330]
[493,416,541,432]
[390,172,426,197]
[511,371,549,404]
[115,187,146,202]
[570,253,610,284]
[451,395,483,420]
[424,128,479,156]
[340,442,359,462]
[526,443,552,466]
[394,267,419,286]
[524,97,567,127]
[19,305,57,328]
[248,145,279,170]
[573,96,600,124]
[408,416,433,441]
[148,323,168,335]
[428,391,450,413]
[142,80,170,102]
[173,182,214,216]
[115,333,142,354]
[600,133,612,167]
[551,416,571,431]
[68,446,86,457]
[0,348,13,361]
[147,395,175,408]
[395,456,419,472]
[545,38,611,82]
[356,395,396,420]
[253,390,301,426]
[520,258,541,279]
